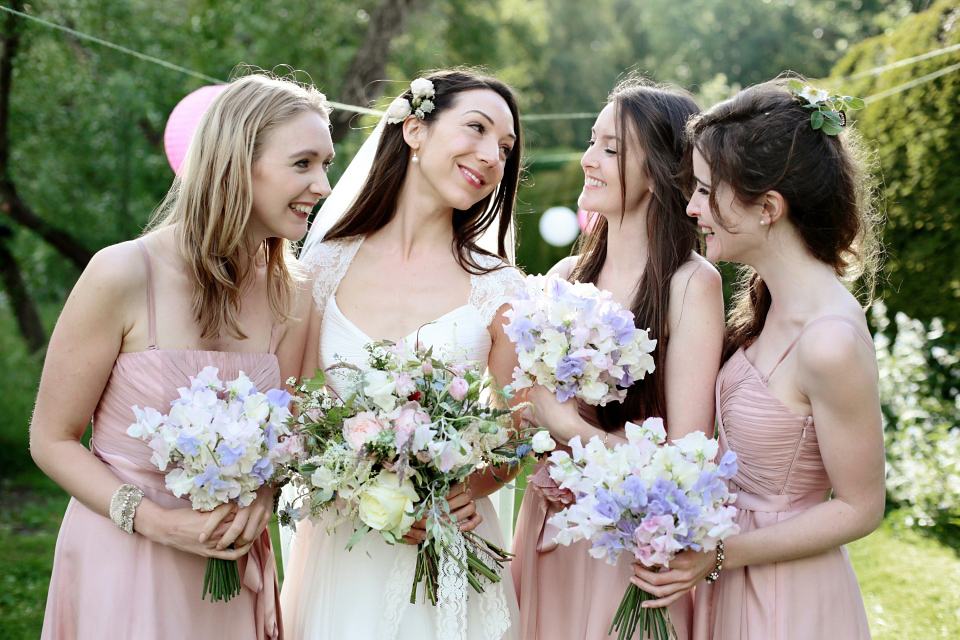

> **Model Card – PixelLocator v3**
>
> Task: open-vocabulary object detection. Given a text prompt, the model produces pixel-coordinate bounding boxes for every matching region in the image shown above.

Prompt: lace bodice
[302,236,524,390]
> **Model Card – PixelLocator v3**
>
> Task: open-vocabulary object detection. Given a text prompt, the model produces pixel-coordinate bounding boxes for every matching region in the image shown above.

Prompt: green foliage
[830,0,960,324]
[873,302,960,544]
[0,304,50,476]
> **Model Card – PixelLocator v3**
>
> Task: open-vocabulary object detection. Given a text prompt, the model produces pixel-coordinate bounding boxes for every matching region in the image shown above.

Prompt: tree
[831,0,960,325]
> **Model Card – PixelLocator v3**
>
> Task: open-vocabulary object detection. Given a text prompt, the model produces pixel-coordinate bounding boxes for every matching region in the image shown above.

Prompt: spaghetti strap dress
[692,316,874,640]
[41,240,283,640]
[512,401,693,640]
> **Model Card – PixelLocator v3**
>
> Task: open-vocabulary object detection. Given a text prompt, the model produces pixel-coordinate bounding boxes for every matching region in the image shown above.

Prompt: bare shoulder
[796,315,877,385]
[671,253,721,293]
[668,254,723,311]
[75,239,148,303]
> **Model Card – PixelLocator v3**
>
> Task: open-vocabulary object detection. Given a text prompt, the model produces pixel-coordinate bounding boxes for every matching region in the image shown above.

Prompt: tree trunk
[0,225,45,351]
[330,0,425,143]
[0,0,93,270]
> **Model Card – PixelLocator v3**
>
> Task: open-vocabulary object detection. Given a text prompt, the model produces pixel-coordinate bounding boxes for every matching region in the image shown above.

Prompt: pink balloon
[163,85,227,175]
[577,208,599,233]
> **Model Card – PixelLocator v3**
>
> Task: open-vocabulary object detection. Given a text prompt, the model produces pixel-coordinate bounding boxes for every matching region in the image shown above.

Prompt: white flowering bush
[874,302,960,533]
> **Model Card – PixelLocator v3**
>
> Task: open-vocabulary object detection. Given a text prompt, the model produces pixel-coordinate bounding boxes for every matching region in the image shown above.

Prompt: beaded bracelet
[705,539,724,583]
[109,483,145,535]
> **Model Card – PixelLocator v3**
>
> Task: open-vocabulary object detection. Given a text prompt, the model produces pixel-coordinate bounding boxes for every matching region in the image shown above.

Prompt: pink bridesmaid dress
[692,316,873,640]
[512,402,693,640]
[41,241,282,640]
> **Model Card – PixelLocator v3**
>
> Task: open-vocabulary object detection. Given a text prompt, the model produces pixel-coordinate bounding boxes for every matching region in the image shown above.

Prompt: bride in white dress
[280,70,525,640]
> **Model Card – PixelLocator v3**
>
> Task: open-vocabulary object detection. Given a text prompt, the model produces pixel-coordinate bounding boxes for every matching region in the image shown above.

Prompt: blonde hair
[149,70,331,340]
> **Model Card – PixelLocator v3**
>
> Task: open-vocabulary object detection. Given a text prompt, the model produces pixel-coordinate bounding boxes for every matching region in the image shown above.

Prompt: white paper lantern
[539,206,580,247]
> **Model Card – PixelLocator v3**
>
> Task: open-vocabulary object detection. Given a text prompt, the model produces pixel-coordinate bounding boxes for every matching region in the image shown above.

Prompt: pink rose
[422,361,434,376]
[449,377,469,401]
[528,463,575,507]
[343,411,387,450]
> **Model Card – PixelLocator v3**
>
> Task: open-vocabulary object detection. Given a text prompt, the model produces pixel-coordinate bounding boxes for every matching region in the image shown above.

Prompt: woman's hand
[204,484,277,550]
[135,501,255,561]
[529,383,584,445]
[402,482,482,545]
[629,548,718,608]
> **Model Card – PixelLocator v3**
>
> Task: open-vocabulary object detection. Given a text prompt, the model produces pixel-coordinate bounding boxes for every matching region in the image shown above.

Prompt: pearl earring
[412,151,419,164]
[760,220,766,226]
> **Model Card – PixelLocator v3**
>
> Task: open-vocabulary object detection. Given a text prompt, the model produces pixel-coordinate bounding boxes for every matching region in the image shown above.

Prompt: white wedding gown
[280,236,523,640]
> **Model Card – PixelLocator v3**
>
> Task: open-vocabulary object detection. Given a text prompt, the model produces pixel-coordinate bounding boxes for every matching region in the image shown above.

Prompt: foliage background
[2,0,960,636]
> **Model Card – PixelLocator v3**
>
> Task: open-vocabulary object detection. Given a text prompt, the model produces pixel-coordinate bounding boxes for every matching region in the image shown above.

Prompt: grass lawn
[3,472,958,639]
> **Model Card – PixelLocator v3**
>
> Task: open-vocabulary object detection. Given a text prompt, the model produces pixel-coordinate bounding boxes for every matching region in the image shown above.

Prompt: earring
[760,220,766,226]
[412,151,419,164]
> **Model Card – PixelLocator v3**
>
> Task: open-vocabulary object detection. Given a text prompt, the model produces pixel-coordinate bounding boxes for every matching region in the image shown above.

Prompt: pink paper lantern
[577,208,599,233]
[163,84,227,175]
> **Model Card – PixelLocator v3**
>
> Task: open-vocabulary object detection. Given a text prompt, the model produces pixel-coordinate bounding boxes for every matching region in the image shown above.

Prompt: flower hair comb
[385,78,436,124]
[787,79,865,136]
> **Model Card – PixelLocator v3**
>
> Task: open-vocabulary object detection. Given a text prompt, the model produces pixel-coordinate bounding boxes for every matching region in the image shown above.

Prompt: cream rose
[357,471,420,538]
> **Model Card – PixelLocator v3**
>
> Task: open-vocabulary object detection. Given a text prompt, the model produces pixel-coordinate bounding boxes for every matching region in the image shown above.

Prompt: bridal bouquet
[546,417,740,640]
[127,366,299,602]
[504,275,657,406]
[281,340,547,606]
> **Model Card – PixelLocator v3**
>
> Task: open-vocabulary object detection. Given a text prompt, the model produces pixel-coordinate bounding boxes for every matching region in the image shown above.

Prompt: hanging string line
[836,42,960,82]
[864,60,960,103]
[0,5,382,115]
[2,4,958,120]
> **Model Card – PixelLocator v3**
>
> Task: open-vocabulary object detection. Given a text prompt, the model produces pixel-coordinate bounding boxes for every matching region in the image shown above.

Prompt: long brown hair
[150,70,331,339]
[684,76,880,362]
[324,69,523,272]
[571,77,701,431]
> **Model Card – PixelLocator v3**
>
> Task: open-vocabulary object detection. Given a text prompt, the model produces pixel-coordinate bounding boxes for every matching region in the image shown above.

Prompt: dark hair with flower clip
[324,68,523,273]
[683,74,882,362]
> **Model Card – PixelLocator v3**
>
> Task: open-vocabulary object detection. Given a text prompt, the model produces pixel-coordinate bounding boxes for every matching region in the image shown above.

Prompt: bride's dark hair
[570,77,701,432]
[324,68,523,273]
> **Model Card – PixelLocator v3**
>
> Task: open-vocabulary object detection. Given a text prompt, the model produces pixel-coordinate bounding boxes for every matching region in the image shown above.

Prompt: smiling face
[408,88,517,211]
[248,109,334,245]
[686,148,765,263]
[577,102,651,219]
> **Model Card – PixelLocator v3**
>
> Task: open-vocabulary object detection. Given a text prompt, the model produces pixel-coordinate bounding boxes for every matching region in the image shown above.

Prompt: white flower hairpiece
[385,78,436,124]
[787,79,865,136]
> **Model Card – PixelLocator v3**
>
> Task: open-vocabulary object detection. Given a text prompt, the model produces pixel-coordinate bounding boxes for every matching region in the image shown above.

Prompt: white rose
[385,96,412,124]
[531,430,556,454]
[358,471,420,538]
[410,78,435,99]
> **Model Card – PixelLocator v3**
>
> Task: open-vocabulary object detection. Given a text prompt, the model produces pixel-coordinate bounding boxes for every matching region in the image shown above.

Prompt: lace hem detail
[468,254,525,327]
[301,236,364,324]
[377,549,417,640]
[436,534,469,640]
[474,541,511,639]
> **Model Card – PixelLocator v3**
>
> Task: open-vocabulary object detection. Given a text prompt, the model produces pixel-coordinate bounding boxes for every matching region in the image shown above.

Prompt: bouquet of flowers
[127,366,298,602]
[281,340,549,607]
[504,275,657,406]
[546,417,740,640]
